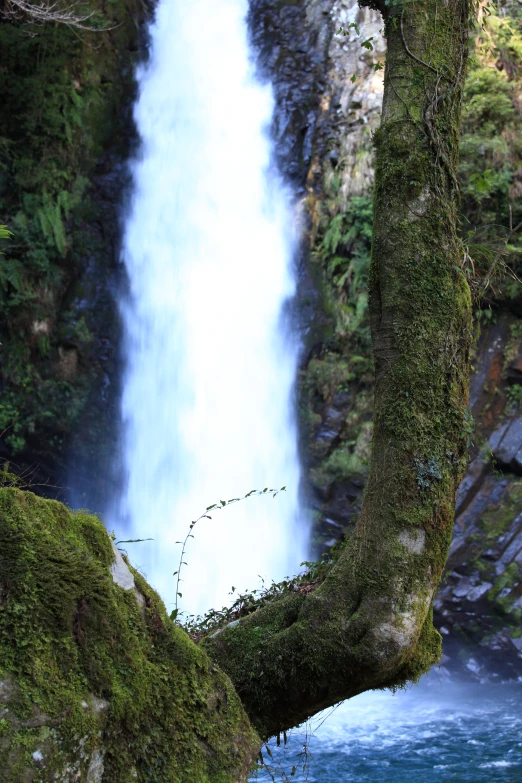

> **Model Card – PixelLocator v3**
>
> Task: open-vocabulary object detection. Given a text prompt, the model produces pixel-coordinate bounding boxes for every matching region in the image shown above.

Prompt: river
[252,673,522,782]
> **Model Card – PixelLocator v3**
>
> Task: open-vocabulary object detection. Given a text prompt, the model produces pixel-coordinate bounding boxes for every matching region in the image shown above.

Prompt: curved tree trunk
[205,0,473,741]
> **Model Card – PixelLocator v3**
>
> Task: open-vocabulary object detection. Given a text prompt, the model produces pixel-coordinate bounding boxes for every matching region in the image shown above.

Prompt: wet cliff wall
[0,2,149,509]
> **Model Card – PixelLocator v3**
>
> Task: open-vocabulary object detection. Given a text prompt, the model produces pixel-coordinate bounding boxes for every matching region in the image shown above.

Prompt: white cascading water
[114,0,306,616]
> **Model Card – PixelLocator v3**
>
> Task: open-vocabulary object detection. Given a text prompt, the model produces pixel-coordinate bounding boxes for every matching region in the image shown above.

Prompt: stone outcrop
[0,489,259,782]
[249,0,384,536]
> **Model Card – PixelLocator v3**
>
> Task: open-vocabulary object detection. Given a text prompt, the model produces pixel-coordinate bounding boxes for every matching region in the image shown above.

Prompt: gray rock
[110,542,145,610]
[490,416,522,473]
[86,749,105,783]
[110,541,135,591]
[0,675,18,703]
[511,636,522,653]
[466,582,492,602]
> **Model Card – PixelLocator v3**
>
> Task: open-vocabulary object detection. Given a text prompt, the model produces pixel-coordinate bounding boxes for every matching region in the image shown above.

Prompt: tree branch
[2,0,114,31]
[204,0,473,742]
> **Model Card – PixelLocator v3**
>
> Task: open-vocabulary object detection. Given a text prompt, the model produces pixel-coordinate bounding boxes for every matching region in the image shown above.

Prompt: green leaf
[337,23,360,36]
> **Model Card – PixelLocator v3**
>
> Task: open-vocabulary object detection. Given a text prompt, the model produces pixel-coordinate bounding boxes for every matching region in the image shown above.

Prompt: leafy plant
[180,536,348,639]
[0,0,143,464]
[468,168,494,197]
[314,195,373,340]
[507,383,522,406]
[171,486,287,620]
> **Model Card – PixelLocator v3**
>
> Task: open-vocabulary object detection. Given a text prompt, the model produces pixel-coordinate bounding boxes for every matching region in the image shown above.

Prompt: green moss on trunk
[205,0,473,740]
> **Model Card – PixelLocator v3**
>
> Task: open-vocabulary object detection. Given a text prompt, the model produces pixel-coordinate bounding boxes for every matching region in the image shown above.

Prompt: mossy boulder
[0,488,259,782]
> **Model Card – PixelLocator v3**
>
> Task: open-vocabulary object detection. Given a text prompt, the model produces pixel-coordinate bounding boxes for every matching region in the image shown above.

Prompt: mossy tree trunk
[205,0,473,741]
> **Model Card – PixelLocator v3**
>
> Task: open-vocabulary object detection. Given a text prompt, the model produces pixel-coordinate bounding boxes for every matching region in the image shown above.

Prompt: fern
[37,191,69,257]
[0,225,12,258]
[323,214,345,254]
[0,258,25,292]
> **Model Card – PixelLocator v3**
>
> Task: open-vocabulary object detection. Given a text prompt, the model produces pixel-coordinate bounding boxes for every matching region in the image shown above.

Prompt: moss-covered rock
[0,488,259,782]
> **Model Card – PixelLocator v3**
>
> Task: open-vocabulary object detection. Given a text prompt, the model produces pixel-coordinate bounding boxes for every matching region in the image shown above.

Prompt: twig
[3,0,117,31]
[172,486,286,616]
[481,209,522,292]
[400,11,439,74]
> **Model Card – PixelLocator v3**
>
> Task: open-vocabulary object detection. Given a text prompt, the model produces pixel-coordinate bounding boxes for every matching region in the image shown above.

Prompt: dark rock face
[248,0,333,185]
[433,315,522,680]
[248,0,383,544]
[0,8,146,511]
[64,154,131,512]
[489,417,522,474]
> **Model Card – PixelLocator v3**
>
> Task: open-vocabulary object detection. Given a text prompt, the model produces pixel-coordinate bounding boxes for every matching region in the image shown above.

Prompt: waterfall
[113,0,306,616]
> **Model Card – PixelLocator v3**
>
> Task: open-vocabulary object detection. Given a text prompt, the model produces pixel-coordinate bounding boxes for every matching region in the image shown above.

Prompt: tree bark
[204,0,473,741]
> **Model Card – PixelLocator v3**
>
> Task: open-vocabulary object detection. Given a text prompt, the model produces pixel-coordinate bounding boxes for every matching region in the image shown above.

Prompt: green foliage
[336,23,384,77]
[0,2,142,463]
[299,194,375,502]
[315,195,373,341]
[507,383,522,405]
[0,225,11,247]
[468,168,494,197]
[459,2,522,299]
[488,562,520,612]
[37,190,70,257]
[337,22,361,36]
[0,461,23,488]
[464,68,514,129]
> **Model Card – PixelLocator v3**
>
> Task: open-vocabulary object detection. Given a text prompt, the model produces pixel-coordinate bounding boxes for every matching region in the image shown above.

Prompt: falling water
[113,0,305,615]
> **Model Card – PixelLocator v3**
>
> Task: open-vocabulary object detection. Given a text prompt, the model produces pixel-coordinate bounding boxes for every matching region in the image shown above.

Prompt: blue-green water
[251,675,522,782]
